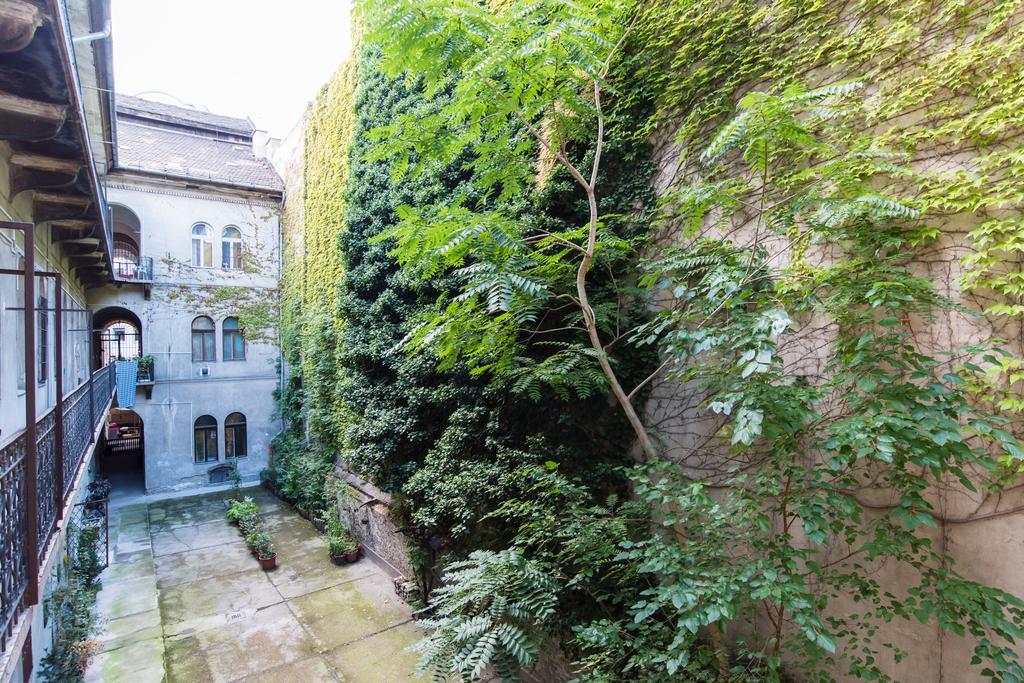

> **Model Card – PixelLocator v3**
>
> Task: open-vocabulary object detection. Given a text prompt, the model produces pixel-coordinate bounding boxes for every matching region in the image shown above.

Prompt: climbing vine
[360,0,1024,680]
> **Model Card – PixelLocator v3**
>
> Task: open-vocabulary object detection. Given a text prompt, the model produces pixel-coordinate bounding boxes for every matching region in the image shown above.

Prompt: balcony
[113,255,153,283]
[0,363,116,651]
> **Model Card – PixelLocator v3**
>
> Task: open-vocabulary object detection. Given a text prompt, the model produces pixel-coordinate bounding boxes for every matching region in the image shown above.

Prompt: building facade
[0,0,118,680]
[89,96,283,493]
[0,2,283,679]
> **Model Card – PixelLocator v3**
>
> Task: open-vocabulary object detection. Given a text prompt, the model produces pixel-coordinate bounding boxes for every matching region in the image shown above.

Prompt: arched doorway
[93,306,142,369]
[101,407,145,495]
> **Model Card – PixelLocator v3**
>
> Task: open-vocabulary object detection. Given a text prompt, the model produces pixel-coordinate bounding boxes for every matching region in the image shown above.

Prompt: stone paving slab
[326,621,424,682]
[290,576,412,652]
[94,607,163,652]
[154,538,255,588]
[85,636,166,683]
[167,601,320,682]
[152,517,246,556]
[89,487,422,683]
[238,655,339,682]
[160,567,283,636]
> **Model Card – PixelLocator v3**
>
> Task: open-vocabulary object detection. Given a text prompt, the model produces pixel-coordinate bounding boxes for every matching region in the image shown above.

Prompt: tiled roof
[117,95,255,135]
[114,96,282,192]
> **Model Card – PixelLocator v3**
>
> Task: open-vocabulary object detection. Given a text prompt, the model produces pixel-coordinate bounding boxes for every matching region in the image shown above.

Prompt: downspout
[278,192,286,432]
[71,19,110,43]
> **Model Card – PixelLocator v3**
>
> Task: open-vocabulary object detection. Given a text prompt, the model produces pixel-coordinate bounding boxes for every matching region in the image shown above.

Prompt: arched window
[191,223,213,268]
[225,412,247,458]
[194,415,218,463]
[222,316,245,361]
[221,226,242,270]
[113,234,140,279]
[191,316,215,361]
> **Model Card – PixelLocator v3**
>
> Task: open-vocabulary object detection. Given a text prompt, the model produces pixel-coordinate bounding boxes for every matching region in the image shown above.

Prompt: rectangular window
[192,239,213,268]
[194,428,218,463]
[223,332,245,360]
[221,241,242,269]
[225,425,247,457]
[37,295,47,385]
[192,331,215,361]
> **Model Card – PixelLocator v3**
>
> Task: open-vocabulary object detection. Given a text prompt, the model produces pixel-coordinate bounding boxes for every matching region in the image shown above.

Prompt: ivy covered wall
[633,1,1024,679]
[274,1,1024,679]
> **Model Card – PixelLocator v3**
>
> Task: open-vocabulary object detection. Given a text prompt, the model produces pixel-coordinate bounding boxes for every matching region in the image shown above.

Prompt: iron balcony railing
[0,362,115,651]
[112,256,153,283]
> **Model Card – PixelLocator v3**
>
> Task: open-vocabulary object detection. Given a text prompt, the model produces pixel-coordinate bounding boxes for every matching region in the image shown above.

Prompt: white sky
[111,0,353,138]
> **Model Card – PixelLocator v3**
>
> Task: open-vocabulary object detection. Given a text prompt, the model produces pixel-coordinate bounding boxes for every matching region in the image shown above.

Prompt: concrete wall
[87,176,282,493]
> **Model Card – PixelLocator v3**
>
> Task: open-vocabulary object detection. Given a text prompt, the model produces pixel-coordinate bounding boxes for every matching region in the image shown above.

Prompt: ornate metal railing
[62,381,92,499]
[0,433,28,653]
[0,362,114,651]
[35,410,57,561]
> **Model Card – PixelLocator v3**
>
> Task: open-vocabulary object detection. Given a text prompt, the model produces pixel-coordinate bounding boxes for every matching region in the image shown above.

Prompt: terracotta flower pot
[258,554,277,570]
[345,545,362,563]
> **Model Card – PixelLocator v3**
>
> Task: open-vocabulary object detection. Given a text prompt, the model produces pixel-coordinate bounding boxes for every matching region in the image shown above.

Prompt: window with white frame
[221,226,242,270]
[191,223,213,268]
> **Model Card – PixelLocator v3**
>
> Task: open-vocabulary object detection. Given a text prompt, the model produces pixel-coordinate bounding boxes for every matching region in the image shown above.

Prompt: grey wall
[88,177,282,493]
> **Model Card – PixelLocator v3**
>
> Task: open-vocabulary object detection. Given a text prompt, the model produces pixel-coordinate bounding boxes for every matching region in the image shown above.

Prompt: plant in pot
[342,533,361,563]
[226,497,258,526]
[247,528,276,570]
[136,354,154,382]
[327,533,350,566]
[237,510,259,537]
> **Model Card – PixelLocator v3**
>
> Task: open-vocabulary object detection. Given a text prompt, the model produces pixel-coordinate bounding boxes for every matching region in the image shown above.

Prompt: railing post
[22,224,39,606]
[87,310,95,445]
[54,274,64,516]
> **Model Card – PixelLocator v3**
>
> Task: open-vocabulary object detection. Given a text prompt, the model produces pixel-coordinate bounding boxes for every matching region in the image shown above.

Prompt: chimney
[252,129,269,159]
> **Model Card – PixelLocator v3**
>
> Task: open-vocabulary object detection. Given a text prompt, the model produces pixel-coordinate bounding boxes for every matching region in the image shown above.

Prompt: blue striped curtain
[115,359,137,408]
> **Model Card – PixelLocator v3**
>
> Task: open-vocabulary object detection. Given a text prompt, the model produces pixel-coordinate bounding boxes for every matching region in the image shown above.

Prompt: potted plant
[225,497,258,526]
[247,528,276,570]
[343,534,362,563]
[136,354,155,382]
[327,533,349,566]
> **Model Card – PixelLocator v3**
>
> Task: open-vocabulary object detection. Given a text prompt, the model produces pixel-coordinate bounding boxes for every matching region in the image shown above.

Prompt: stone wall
[335,466,414,580]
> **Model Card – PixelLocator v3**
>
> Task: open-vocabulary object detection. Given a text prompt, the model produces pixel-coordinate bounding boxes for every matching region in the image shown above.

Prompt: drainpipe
[72,19,111,43]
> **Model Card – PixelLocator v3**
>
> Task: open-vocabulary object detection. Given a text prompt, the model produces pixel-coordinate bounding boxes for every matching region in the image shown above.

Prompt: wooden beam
[10,154,82,194]
[49,219,95,231]
[69,255,103,269]
[33,191,91,221]
[0,90,66,140]
[10,152,81,174]
[0,0,42,54]
[52,232,98,245]
[33,192,89,206]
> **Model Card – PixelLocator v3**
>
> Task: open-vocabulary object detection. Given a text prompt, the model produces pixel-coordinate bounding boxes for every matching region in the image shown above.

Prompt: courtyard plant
[325,506,361,564]
[225,498,277,570]
[39,524,103,681]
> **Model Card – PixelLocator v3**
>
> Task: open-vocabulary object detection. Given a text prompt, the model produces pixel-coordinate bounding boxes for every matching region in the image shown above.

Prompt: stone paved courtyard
[85,486,422,682]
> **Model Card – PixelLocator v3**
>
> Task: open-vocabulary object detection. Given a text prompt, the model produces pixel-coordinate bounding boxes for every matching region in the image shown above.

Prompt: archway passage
[93,305,142,368]
[101,407,146,498]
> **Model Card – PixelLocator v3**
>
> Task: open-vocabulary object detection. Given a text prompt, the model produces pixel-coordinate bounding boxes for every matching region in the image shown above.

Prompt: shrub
[225,497,259,525]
